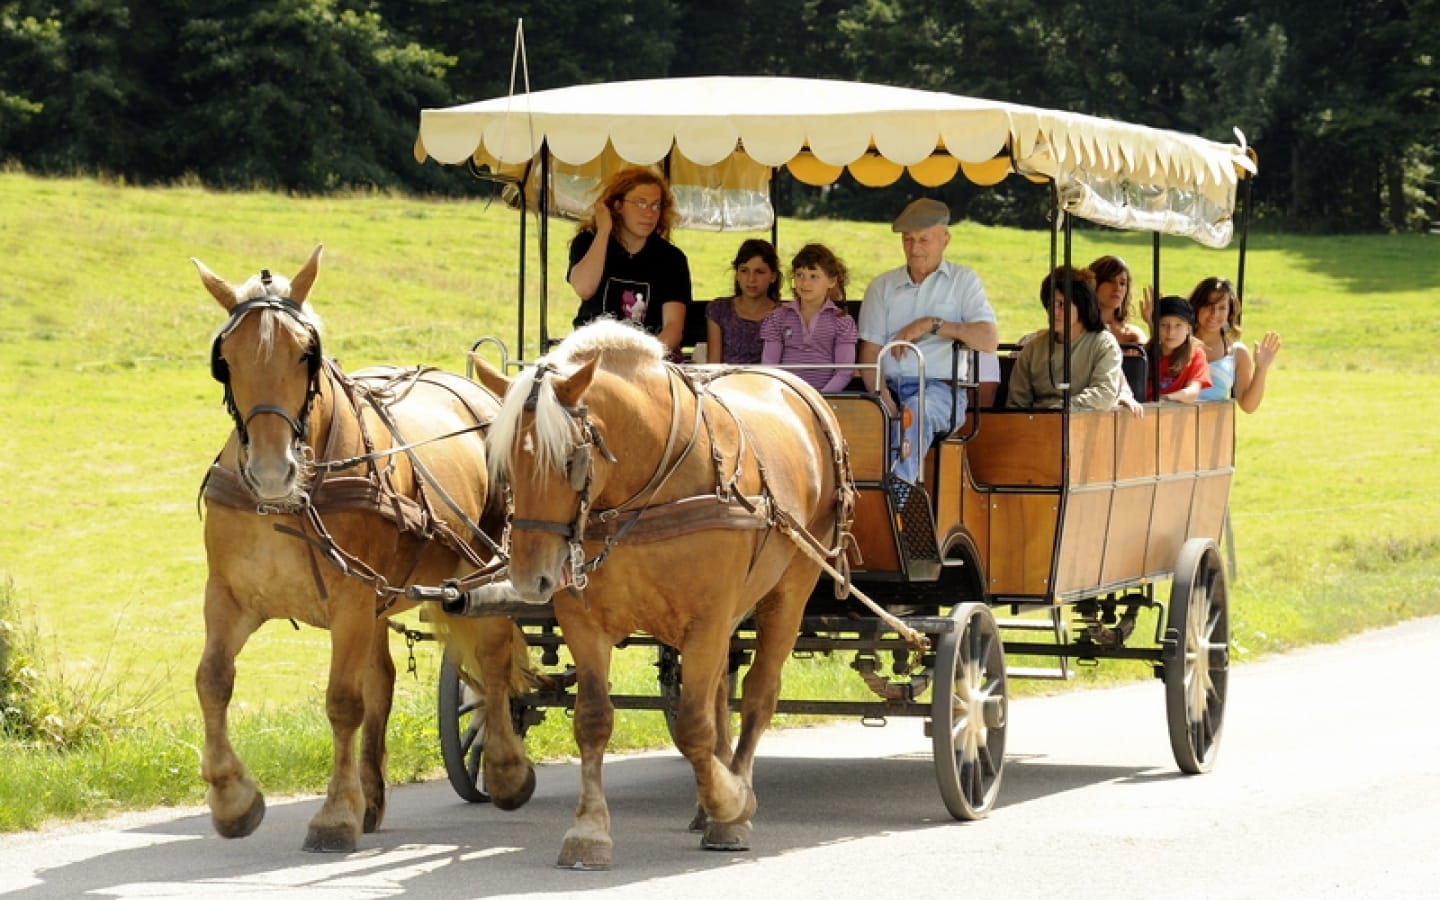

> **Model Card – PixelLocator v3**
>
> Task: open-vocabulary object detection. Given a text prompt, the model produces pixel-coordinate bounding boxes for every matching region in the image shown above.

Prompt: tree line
[2,0,1436,232]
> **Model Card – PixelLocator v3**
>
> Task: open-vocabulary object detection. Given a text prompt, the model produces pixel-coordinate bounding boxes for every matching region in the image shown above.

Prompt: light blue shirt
[1200,351,1236,402]
[858,259,996,382]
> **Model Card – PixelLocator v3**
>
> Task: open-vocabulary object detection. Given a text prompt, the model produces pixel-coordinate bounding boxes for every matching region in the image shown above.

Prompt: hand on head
[593,197,613,234]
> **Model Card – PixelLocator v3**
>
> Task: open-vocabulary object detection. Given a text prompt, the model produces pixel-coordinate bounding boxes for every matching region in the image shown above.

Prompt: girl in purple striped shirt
[760,243,858,393]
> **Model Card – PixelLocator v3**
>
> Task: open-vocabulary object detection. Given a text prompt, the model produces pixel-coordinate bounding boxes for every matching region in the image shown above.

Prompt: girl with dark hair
[1007,266,1124,411]
[1089,254,1148,347]
[568,166,693,359]
[1188,276,1281,412]
[759,243,857,393]
[705,238,781,364]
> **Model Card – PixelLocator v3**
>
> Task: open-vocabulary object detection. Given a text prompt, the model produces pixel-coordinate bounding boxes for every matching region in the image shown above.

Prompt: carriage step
[1006,665,1074,680]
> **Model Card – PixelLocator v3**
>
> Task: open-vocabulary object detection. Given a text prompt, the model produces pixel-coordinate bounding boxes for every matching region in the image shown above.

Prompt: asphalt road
[3,616,1437,899]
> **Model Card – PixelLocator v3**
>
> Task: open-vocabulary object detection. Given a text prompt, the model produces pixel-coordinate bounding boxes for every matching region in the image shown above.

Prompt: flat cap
[891,197,951,233]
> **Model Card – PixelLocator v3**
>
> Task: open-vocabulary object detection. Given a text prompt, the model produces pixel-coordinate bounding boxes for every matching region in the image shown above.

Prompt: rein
[508,361,825,593]
[203,359,508,611]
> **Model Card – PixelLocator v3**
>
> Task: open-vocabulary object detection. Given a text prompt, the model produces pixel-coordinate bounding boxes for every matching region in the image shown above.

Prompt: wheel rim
[438,654,490,803]
[932,603,1007,819]
[1165,541,1229,774]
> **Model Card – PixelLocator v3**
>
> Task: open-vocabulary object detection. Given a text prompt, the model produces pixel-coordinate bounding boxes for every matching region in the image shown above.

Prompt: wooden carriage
[413,76,1252,818]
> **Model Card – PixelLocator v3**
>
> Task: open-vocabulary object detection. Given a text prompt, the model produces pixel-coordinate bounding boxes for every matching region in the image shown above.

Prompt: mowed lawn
[2,170,1438,733]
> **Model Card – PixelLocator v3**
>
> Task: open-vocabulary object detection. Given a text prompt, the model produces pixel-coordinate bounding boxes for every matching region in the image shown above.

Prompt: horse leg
[702,578,811,851]
[555,622,615,869]
[358,623,395,834]
[440,616,537,810]
[302,603,374,852]
[687,672,734,833]
[196,577,266,838]
[674,626,756,850]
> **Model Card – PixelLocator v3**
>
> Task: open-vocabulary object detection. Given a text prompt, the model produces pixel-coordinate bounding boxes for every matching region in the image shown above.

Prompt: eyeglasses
[623,198,665,212]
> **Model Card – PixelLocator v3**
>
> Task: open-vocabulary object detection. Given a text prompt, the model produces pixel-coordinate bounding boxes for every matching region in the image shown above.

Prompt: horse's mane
[490,320,664,484]
[208,272,325,362]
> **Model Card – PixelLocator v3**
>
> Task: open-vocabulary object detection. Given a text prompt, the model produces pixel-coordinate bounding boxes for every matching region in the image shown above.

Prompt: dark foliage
[1,0,1435,228]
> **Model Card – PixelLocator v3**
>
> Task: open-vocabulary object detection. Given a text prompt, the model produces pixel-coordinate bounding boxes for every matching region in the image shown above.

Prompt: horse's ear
[289,244,324,304]
[470,353,510,396]
[553,356,598,408]
[192,258,237,311]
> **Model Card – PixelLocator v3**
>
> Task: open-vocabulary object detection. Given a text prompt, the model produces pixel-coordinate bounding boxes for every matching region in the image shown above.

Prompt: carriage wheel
[437,653,490,802]
[658,644,683,744]
[1163,538,1230,774]
[658,644,740,745]
[931,602,1008,820]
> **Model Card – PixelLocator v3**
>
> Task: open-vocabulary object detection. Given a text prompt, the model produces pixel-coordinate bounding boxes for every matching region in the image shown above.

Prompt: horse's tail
[506,619,540,692]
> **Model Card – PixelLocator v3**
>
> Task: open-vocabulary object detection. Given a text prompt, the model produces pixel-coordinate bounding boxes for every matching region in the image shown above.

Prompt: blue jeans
[888,377,967,484]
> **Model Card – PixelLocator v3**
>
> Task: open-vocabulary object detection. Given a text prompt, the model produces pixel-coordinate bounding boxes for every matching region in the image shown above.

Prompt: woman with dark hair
[568,166,692,359]
[705,238,781,364]
[1089,254,1148,348]
[1007,266,1124,411]
[1188,276,1281,412]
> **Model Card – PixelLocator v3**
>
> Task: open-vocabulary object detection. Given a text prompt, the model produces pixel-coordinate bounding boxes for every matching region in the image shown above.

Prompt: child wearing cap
[1150,294,1212,402]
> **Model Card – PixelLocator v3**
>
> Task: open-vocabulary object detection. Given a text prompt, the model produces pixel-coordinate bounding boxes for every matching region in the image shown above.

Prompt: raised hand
[1253,330,1281,368]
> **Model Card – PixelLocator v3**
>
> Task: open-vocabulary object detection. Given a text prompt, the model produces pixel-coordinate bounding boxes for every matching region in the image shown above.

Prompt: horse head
[194,244,326,507]
[489,322,664,602]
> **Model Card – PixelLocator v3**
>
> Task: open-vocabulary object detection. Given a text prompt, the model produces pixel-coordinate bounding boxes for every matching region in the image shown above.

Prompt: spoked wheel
[437,653,489,802]
[657,644,742,745]
[438,653,539,803]
[658,644,682,744]
[1164,537,1230,774]
[931,602,1008,820]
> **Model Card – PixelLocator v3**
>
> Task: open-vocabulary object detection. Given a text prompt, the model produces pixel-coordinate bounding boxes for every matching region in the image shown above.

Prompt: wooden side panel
[1145,478,1196,575]
[968,412,1063,486]
[987,493,1058,596]
[847,488,899,573]
[828,395,887,482]
[1189,471,1232,543]
[1067,410,1116,485]
[1197,401,1235,469]
[1101,482,1155,584]
[1115,406,1159,481]
[934,441,964,542]
[1054,488,1110,593]
[1157,404,1198,475]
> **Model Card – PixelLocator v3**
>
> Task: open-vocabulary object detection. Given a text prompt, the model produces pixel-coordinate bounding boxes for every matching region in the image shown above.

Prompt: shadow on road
[3,739,1152,898]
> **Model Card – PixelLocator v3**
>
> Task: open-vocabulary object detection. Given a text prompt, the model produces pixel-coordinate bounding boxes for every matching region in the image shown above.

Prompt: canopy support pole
[538,143,551,355]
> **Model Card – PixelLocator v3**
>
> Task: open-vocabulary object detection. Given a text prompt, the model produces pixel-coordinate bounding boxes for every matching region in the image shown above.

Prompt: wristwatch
[929,317,943,335]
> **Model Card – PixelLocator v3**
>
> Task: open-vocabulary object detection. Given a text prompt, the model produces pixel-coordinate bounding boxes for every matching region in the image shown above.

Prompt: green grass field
[2,171,1438,831]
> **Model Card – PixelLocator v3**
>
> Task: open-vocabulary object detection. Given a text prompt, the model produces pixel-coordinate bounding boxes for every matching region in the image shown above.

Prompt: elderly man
[858,198,999,485]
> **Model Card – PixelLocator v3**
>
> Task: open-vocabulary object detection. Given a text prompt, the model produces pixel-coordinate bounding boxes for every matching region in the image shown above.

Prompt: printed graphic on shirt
[605,278,651,324]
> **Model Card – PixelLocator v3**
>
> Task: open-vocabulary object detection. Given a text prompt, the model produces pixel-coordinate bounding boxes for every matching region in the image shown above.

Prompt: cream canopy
[415,76,1256,247]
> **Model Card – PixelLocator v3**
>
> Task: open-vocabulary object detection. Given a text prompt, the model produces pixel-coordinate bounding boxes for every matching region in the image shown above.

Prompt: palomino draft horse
[194,245,534,852]
[481,319,854,868]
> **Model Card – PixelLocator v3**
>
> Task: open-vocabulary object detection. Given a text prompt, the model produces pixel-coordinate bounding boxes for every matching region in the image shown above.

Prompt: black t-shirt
[568,230,693,334]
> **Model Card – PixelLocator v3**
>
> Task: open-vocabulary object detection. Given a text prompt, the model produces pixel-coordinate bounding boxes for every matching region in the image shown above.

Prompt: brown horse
[479,319,853,868]
[194,245,534,852]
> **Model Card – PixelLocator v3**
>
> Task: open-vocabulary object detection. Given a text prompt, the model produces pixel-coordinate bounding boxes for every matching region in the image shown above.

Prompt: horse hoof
[701,820,752,851]
[687,806,708,833]
[363,804,384,834]
[213,791,266,839]
[556,836,613,870]
[302,824,358,853]
[490,765,537,811]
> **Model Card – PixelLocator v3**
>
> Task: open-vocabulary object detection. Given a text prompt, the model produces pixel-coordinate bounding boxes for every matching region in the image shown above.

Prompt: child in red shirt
[1150,295,1211,402]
